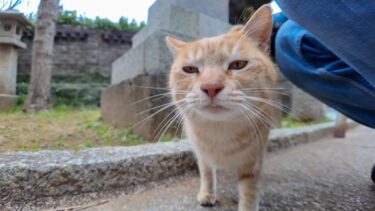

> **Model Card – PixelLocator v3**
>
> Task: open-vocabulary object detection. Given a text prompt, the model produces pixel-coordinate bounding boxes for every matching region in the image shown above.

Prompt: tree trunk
[23,0,59,113]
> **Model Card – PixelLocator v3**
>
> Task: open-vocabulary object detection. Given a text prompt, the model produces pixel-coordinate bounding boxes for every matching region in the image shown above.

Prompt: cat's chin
[196,106,240,121]
[202,105,229,114]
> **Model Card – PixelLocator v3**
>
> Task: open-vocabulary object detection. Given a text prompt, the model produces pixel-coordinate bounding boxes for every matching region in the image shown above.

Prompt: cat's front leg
[237,167,261,211]
[196,158,217,206]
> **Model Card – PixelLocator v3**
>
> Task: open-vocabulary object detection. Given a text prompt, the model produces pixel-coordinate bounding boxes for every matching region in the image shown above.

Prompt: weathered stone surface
[111,43,145,84]
[18,25,134,79]
[132,5,231,48]
[0,45,17,95]
[85,126,375,211]
[0,94,17,110]
[102,74,175,140]
[0,121,357,209]
[291,87,325,122]
[102,75,153,137]
[0,141,196,207]
[267,121,356,152]
[112,30,195,84]
[148,0,229,24]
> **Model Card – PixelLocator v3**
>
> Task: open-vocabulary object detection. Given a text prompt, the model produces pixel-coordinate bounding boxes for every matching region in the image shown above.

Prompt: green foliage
[57,6,145,31]
[282,116,332,128]
[83,119,145,146]
[17,82,107,108]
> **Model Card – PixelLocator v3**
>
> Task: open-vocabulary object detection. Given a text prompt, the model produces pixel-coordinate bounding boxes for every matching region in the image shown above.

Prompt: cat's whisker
[239,108,261,165]
[239,87,287,95]
[131,100,184,130]
[154,103,192,143]
[133,85,188,93]
[239,102,275,130]
[243,96,290,113]
[151,104,186,142]
[248,105,278,129]
[125,92,174,108]
[153,110,182,143]
[239,87,286,91]
[174,114,185,138]
[239,107,267,174]
[136,99,183,116]
[182,106,195,138]
[172,103,196,139]
[244,90,289,96]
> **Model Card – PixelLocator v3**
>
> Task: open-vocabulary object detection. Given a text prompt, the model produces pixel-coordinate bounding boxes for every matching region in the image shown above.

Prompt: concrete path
[85,126,375,211]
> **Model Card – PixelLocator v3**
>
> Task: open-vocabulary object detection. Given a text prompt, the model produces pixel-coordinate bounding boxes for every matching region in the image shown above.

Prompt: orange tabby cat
[166,5,276,211]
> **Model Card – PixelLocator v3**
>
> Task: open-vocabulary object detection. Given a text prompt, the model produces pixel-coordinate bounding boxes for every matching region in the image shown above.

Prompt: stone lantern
[0,10,32,110]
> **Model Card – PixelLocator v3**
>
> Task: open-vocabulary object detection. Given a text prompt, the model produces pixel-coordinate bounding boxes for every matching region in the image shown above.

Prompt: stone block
[0,94,18,110]
[113,30,195,84]
[0,141,196,206]
[143,30,189,76]
[291,87,325,122]
[198,13,232,38]
[104,0,232,135]
[132,5,199,48]
[148,0,229,23]
[111,44,145,84]
[132,5,231,48]
[101,74,175,140]
[0,45,17,95]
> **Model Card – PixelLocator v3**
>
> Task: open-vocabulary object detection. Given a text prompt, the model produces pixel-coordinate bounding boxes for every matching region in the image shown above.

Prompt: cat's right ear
[242,5,273,53]
[166,36,186,56]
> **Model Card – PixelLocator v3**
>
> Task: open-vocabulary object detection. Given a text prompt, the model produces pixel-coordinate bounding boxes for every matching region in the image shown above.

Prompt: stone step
[89,126,375,211]
[0,122,358,210]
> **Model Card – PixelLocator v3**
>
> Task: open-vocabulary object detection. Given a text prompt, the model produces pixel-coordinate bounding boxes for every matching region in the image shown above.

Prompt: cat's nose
[201,83,224,99]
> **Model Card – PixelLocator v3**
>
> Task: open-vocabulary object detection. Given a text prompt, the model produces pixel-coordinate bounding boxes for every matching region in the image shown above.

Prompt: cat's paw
[197,191,216,207]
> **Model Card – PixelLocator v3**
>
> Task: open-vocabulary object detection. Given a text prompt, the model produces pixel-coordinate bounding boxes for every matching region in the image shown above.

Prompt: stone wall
[17,25,135,82]
[13,25,135,107]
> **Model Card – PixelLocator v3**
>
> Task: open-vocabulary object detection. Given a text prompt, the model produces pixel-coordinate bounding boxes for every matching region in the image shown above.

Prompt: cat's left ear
[165,36,187,56]
[243,5,273,53]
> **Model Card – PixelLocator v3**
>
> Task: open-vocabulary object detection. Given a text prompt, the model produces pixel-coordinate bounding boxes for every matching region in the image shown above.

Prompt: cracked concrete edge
[0,121,357,205]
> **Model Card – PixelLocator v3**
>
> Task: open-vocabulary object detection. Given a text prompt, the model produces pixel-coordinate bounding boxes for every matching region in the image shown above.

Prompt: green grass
[281,116,332,128]
[0,104,333,152]
[0,107,147,152]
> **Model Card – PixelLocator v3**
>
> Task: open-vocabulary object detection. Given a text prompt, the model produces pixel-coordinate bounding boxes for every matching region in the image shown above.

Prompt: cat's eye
[228,60,248,70]
[182,66,199,74]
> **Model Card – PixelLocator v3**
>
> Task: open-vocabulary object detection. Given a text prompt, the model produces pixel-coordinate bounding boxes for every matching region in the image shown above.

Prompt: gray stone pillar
[0,11,31,110]
[0,45,18,109]
[101,0,231,139]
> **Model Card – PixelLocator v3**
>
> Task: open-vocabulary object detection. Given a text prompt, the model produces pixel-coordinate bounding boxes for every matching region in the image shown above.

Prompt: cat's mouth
[202,104,229,113]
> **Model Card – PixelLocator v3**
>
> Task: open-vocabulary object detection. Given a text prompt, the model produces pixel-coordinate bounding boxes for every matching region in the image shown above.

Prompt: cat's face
[167,6,276,121]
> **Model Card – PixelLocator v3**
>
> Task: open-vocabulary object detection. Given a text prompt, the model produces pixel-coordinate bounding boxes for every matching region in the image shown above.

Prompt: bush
[57,6,146,32]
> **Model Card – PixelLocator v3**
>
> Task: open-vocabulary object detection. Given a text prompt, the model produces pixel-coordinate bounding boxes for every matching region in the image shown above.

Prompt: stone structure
[101,0,231,139]
[15,26,134,107]
[291,87,325,122]
[18,25,134,82]
[1,122,358,208]
[0,11,31,110]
